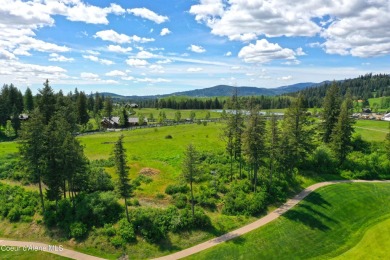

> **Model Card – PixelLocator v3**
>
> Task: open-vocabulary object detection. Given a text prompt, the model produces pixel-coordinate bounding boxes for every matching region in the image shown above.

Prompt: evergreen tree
[331,90,355,164]
[87,92,94,112]
[120,108,129,127]
[93,92,102,115]
[103,97,113,118]
[76,91,89,126]
[190,111,196,121]
[37,80,56,124]
[24,87,34,112]
[266,114,280,190]
[322,82,341,143]
[243,106,266,192]
[19,109,47,213]
[182,144,199,218]
[138,113,144,125]
[113,135,132,222]
[282,93,313,169]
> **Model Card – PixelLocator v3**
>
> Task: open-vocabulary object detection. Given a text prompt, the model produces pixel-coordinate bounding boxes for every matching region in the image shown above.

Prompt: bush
[75,191,122,227]
[7,207,21,222]
[117,218,136,242]
[173,193,187,209]
[309,145,337,174]
[165,134,173,139]
[223,181,267,216]
[102,224,116,237]
[110,235,124,248]
[165,183,189,195]
[195,185,217,209]
[70,222,88,239]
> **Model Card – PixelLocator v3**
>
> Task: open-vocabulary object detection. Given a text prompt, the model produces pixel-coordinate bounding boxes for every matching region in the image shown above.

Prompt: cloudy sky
[1,0,390,95]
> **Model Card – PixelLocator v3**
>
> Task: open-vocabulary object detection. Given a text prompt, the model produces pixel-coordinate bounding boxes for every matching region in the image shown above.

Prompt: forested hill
[293,73,390,107]
[166,82,316,97]
[101,82,316,99]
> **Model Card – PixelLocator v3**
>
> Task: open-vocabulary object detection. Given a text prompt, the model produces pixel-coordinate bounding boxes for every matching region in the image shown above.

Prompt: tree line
[294,73,390,108]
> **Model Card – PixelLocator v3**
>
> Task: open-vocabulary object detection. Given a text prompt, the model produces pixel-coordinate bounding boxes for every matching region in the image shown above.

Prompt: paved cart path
[1,180,389,260]
[154,180,390,260]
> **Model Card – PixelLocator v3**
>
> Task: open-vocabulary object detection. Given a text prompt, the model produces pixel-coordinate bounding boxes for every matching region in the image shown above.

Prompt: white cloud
[136,51,156,59]
[99,59,114,65]
[157,59,172,64]
[189,0,390,57]
[0,49,16,60]
[278,75,293,80]
[127,8,168,24]
[82,55,99,62]
[80,72,99,80]
[238,39,297,63]
[82,55,114,65]
[188,44,206,53]
[49,53,74,62]
[295,47,306,56]
[126,58,149,67]
[86,50,100,55]
[225,51,232,56]
[105,70,127,77]
[160,28,171,36]
[149,64,164,73]
[187,67,203,72]
[107,45,133,53]
[135,77,171,83]
[94,30,131,44]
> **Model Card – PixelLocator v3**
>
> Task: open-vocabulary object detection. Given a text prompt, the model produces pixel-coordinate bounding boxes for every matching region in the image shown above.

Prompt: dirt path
[0,239,105,260]
[1,180,389,260]
[154,180,390,260]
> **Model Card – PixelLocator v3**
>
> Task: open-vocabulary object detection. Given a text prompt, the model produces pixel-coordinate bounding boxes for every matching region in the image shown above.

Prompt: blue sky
[1,0,389,95]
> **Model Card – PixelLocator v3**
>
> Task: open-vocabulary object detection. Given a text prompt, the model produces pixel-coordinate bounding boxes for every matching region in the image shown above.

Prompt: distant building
[101,116,147,128]
[128,117,147,126]
[125,103,139,108]
[101,117,120,128]
[19,114,29,121]
[382,113,390,121]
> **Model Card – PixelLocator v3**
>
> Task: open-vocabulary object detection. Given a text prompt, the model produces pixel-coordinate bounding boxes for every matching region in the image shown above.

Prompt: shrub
[117,219,136,242]
[70,222,88,239]
[309,145,337,174]
[102,224,116,237]
[7,207,21,222]
[165,134,173,139]
[165,183,189,195]
[173,193,187,209]
[155,193,165,199]
[110,235,124,248]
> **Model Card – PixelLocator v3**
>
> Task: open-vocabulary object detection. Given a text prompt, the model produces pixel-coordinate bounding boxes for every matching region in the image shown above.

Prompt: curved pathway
[154,180,390,260]
[1,180,389,260]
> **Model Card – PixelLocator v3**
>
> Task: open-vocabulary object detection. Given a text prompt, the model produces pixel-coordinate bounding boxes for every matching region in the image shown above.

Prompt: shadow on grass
[283,192,337,231]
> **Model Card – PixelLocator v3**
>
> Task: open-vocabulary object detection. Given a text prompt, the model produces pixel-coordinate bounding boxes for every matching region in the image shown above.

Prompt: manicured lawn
[334,217,390,259]
[187,183,390,259]
[354,120,389,142]
[0,250,71,260]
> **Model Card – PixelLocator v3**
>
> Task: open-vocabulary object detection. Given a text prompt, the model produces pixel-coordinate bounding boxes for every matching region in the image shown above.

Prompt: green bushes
[69,222,88,239]
[117,218,136,242]
[0,183,38,222]
[223,181,267,216]
[309,145,337,174]
[165,183,189,195]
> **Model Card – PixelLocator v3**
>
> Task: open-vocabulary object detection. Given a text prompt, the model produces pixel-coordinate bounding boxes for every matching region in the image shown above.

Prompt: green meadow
[187,182,390,260]
[354,120,389,142]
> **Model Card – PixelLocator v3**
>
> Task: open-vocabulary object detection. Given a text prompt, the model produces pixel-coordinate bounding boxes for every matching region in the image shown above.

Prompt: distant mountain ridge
[101,82,320,99]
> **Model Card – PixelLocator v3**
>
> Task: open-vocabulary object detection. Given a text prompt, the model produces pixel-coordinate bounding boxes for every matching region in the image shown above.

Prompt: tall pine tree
[322,82,341,143]
[113,135,132,222]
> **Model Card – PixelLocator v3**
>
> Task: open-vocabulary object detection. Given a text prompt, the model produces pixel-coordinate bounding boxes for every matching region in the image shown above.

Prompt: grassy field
[0,250,70,260]
[354,120,389,142]
[187,182,390,259]
[335,217,390,259]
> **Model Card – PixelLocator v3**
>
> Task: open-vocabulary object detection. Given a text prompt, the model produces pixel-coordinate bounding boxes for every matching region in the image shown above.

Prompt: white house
[382,113,390,121]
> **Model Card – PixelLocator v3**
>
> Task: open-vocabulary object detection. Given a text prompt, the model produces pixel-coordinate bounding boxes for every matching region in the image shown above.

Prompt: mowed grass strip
[187,183,390,260]
[334,217,390,259]
[0,250,71,260]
